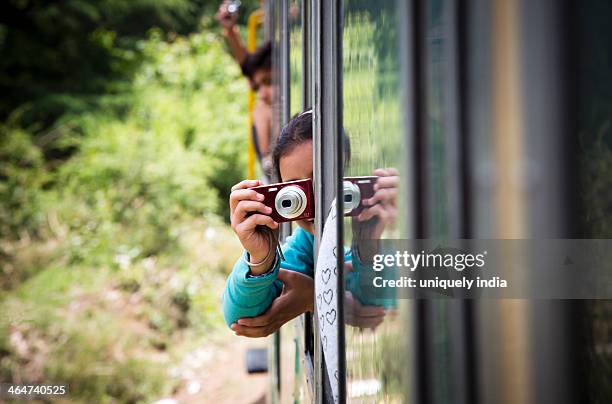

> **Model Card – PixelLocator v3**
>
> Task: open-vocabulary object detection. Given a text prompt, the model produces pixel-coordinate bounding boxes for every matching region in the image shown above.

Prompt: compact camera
[342,176,377,216]
[249,176,377,223]
[226,0,241,15]
[249,179,315,223]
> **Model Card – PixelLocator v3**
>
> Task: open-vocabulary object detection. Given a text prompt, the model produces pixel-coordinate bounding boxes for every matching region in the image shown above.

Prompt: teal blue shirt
[222,227,395,327]
[222,227,315,327]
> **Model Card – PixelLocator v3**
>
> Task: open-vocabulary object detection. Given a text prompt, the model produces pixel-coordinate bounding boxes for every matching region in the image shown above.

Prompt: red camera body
[248,176,377,223]
[249,179,315,223]
[342,176,377,216]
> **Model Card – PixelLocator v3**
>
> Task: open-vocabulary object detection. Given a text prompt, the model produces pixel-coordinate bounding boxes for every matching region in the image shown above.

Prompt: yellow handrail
[246,9,263,179]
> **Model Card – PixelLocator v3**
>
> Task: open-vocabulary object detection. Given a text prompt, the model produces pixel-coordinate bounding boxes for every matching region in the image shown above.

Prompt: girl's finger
[357,315,385,329]
[354,302,386,317]
[237,314,273,327]
[344,261,354,273]
[374,175,399,190]
[357,204,386,222]
[233,200,272,223]
[231,179,263,192]
[365,188,398,207]
[236,214,278,233]
[229,189,265,213]
[373,168,389,177]
[231,323,269,338]
[373,167,399,177]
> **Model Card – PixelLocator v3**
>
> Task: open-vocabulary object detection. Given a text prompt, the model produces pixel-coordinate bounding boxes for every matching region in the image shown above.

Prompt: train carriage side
[266,0,612,403]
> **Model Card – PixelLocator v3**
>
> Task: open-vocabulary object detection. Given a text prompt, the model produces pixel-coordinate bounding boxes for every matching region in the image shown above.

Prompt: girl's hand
[344,291,386,330]
[343,262,386,330]
[229,179,279,273]
[351,168,399,263]
[231,269,314,337]
[352,167,399,240]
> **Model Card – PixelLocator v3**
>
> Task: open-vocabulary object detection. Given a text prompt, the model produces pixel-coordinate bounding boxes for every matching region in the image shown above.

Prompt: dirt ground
[154,335,270,404]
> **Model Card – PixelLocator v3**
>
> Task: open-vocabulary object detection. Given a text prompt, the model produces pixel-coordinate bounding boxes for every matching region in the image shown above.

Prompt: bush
[0,6,252,403]
[0,124,50,239]
[1,30,247,270]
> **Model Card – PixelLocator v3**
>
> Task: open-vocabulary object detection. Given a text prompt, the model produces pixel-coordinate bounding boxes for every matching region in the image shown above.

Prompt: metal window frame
[312,0,344,402]
[278,0,291,397]
[296,0,316,396]
[397,0,421,402]
[279,0,290,130]
[334,1,346,400]
[408,1,430,403]
[517,1,575,404]
[268,0,291,400]
[299,0,318,381]
[302,0,312,110]
[408,1,476,404]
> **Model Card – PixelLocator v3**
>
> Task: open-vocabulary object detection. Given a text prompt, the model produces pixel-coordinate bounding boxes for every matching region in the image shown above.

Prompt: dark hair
[272,110,351,180]
[240,41,272,79]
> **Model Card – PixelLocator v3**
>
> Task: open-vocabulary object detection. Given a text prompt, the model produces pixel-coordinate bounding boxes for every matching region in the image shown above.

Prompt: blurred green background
[0,0,261,402]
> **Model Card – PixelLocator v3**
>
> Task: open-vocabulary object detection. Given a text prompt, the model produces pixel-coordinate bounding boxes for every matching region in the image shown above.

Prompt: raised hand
[229,179,279,274]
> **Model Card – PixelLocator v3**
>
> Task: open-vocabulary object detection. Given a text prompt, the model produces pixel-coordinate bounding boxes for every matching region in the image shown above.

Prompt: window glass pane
[289,0,304,116]
[341,1,409,401]
[573,1,612,401]
[421,1,461,403]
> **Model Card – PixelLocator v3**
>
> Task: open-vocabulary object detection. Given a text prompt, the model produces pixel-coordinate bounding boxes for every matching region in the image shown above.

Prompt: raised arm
[222,226,314,328]
[222,178,314,329]
[216,2,249,65]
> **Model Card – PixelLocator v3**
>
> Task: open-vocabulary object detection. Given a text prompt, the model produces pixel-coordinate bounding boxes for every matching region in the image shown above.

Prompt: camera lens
[275,185,308,219]
[227,0,241,14]
[343,181,361,214]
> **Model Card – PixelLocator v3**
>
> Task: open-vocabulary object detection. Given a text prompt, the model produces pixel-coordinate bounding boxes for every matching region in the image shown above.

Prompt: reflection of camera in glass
[343,176,377,216]
[226,0,241,15]
[249,179,314,223]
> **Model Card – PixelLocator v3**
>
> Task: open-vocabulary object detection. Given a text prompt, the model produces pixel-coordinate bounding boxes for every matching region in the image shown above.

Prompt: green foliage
[0,124,49,238]
[0,266,172,403]
[0,19,249,402]
[342,7,402,181]
[580,127,612,238]
[0,0,208,123]
[0,0,261,127]
[0,220,239,402]
[1,30,247,258]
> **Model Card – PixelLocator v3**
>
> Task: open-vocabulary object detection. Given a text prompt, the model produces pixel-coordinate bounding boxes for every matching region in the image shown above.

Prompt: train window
[269,1,293,401]
[270,0,612,403]
[412,1,474,403]
[570,1,612,402]
[269,0,283,143]
[460,0,575,402]
[286,0,316,367]
[286,1,315,402]
[289,0,305,117]
[341,0,410,402]
[464,1,612,403]
[270,1,315,402]
[422,0,463,239]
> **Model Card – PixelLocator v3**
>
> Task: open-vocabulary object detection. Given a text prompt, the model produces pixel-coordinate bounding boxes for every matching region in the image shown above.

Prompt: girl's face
[279,140,315,235]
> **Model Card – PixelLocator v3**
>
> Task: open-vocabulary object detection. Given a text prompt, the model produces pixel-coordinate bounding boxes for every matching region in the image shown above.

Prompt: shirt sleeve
[346,244,398,309]
[222,228,315,328]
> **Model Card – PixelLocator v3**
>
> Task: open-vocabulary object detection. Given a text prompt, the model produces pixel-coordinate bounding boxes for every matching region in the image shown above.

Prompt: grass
[0,221,242,403]
[0,27,248,402]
